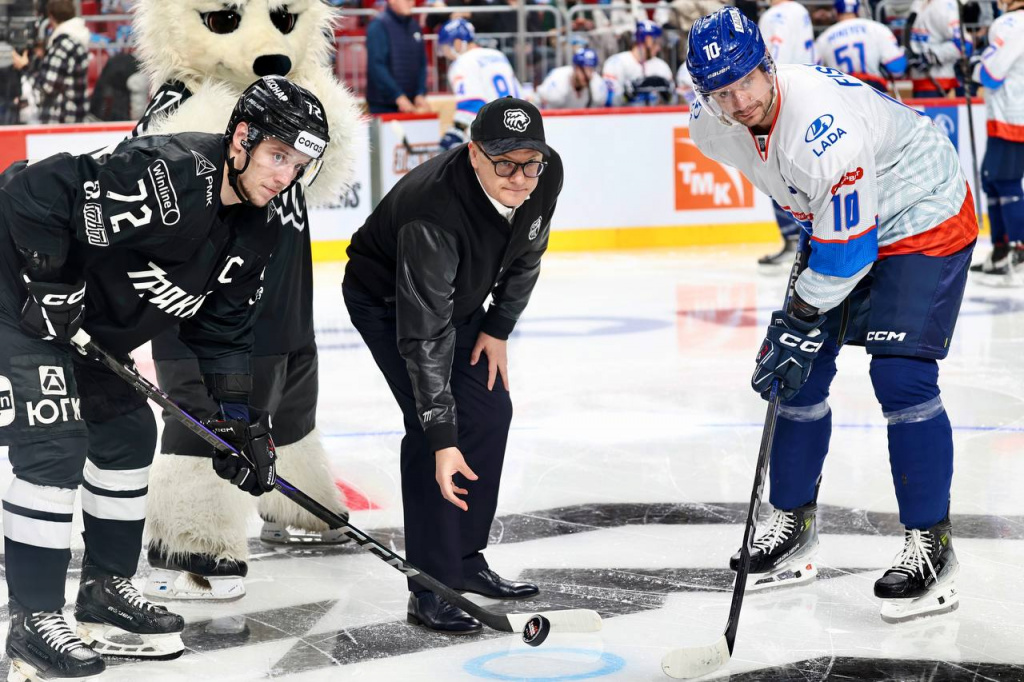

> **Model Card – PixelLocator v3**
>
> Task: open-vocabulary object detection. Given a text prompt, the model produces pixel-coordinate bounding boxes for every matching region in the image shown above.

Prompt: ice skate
[730,502,819,591]
[757,235,799,273]
[259,517,352,545]
[144,544,247,602]
[74,562,184,661]
[975,243,1024,287]
[6,599,104,682]
[875,518,959,624]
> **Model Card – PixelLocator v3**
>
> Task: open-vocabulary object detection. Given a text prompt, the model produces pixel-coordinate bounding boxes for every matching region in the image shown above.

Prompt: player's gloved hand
[751,310,827,402]
[18,270,86,342]
[907,45,939,72]
[207,411,277,496]
[439,127,466,151]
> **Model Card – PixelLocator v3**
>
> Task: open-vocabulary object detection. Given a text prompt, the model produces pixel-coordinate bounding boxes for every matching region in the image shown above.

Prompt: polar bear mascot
[131,0,363,601]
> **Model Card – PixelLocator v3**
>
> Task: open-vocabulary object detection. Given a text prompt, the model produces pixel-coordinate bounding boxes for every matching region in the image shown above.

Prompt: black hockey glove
[907,46,940,73]
[751,310,826,402]
[207,413,277,497]
[19,271,86,343]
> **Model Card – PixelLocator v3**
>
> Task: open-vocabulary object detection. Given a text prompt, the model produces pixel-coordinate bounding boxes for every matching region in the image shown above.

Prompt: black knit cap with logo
[470,96,551,157]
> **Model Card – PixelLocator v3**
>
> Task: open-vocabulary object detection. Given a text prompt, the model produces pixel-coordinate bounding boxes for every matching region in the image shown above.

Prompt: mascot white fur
[133,0,362,600]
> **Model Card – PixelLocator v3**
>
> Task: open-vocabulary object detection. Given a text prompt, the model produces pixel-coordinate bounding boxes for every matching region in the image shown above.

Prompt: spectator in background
[12,0,90,124]
[366,0,430,114]
[538,46,606,108]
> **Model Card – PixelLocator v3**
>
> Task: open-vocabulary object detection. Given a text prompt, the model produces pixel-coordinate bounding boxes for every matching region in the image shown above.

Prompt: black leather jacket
[345,145,563,451]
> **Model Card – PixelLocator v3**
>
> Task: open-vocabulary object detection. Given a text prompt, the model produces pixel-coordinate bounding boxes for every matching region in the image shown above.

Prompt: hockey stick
[952,0,984,228]
[661,248,807,679]
[68,330,602,637]
[388,119,444,155]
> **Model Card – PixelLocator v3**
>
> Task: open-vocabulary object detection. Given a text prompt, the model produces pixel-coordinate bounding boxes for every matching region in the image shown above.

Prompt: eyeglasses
[478,148,547,178]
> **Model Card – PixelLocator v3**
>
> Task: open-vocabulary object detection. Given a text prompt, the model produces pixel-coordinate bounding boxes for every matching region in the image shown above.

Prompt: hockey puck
[522,614,550,647]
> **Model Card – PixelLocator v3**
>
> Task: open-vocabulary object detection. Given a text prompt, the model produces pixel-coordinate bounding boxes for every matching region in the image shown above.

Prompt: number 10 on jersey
[831,191,859,232]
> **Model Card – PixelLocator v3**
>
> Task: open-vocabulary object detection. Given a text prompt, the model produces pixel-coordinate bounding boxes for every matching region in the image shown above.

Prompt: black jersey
[0,132,277,379]
[138,80,315,363]
[344,145,563,451]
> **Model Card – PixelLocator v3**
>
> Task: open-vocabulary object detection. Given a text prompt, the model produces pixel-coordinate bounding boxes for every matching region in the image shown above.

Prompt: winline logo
[673,127,754,211]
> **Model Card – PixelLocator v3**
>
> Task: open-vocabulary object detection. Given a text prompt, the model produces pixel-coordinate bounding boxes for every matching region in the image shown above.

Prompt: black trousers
[343,284,513,591]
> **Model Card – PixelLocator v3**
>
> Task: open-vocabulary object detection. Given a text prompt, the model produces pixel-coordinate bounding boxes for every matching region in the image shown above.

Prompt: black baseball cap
[470,97,551,157]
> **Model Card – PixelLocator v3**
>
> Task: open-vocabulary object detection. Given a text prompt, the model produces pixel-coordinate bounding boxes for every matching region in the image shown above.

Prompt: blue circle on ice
[463,647,626,681]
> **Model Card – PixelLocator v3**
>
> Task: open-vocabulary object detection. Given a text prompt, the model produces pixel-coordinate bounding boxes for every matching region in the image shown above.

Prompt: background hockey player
[129,0,360,603]
[816,0,907,92]
[687,8,976,623]
[437,19,524,151]
[343,98,562,634]
[903,0,971,97]
[757,0,815,270]
[969,0,1024,281]
[601,20,675,107]
[0,75,328,680]
[538,47,608,109]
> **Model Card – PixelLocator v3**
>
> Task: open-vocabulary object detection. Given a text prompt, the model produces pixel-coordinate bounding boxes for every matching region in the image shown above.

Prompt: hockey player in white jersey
[688,7,977,623]
[969,0,1024,281]
[816,0,907,91]
[601,20,675,107]
[538,47,608,109]
[756,0,815,270]
[438,19,523,150]
[903,0,970,97]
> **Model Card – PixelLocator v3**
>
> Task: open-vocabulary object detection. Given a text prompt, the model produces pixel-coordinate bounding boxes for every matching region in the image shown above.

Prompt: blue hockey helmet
[687,8,773,97]
[833,0,860,14]
[572,47,599,69]
[635,20,663,44]
[438,18,475,47]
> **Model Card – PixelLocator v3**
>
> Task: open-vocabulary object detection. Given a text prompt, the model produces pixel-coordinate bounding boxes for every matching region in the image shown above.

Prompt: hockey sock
[768,343,837,510]
[870,356,953,530]
[991,179,1024,244]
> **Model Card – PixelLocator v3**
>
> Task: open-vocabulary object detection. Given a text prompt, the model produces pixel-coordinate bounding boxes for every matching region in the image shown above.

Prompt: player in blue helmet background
[438,19,524,150]
[816,0,907,92]
[602,20,675,106]
[687,7,976,624]
[538,47,608,109]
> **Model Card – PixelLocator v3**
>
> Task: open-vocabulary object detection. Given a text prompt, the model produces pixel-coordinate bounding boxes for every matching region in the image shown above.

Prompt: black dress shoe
[407,592,481,634]
[462,568,540,600]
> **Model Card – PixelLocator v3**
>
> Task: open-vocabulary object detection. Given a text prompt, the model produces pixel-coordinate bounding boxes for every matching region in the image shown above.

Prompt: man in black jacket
[0,76,329,678]
[344,97,562,634]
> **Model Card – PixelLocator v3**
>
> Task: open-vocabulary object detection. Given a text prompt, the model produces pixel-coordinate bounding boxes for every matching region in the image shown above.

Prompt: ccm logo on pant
[867,331,907,342]
[779,333,823,353]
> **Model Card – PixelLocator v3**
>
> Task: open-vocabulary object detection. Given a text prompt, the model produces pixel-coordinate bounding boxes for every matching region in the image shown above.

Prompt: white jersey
[448,47,522,127]
[907,0,964,82]
[601,50,674,106]
[759,1,814,64]
[537,65,608,110]
[676,62,696,104]
[815,18,906,87]
[689,65,975,312]
[977,10,1024,141]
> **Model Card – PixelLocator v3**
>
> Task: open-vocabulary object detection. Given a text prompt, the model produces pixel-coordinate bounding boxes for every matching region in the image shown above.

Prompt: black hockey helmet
[225,75,331,203]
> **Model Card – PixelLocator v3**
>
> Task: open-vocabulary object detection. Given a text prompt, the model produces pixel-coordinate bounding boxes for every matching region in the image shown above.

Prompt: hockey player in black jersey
[0,74,330,681]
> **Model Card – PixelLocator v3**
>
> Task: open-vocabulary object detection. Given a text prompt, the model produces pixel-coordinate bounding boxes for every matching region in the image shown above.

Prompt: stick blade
[506,609,602,634]
[661,635,730,679]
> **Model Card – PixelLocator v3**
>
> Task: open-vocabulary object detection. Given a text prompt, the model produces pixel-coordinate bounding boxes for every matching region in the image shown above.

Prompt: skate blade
[8,659,103,682]
[746,560,819,592]
[144,568,246,602]
[976,271,1024,288]
[880,585,960,624]
[76,623,184,661]
[260,524,352,546]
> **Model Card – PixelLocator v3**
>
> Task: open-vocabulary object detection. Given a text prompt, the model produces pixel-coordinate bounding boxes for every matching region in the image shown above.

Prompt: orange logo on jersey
[674,127,755,210]
[830,167,864,195]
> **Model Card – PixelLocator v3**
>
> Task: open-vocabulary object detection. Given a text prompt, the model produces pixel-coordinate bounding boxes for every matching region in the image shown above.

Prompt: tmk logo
[867,330,907,342]
[503,109,531,132]
[805,114,834,143]
[674,127,754,210]
[38,366,67,396]
[0,375,14,428]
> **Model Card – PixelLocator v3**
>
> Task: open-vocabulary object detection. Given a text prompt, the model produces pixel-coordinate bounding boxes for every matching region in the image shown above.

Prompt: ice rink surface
[2,245,1024,681]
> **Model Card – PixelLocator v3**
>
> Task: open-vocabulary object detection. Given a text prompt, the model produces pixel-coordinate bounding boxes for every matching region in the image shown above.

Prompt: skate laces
[30,612,88,655]
[753,509,796,553]
[112,576,155,612]
[890,529,938,581]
